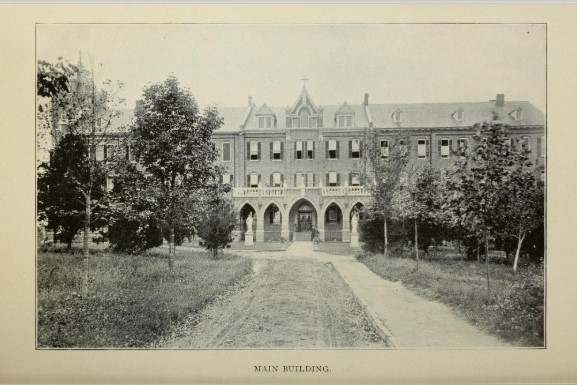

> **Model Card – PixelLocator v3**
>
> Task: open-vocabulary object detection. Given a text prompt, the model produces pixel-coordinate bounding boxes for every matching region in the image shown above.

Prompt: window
[399,139,408,156]
[338,116,345,128]
[105,144,116,160]
[249,141,259,160]
[328,208,338,223]
[350,139,361,159]
[519,136,530,152]
[440,139,451,159]
[272,172,282,187]
[258,116,273,129]
[337,115,353,128]
[292,118,300,129]
[95,145,105,161]
[300,110,310,128]
[307,140,314,159]
[249,173,259,188]
[222,173,233,185]
[307,172,314,187]
[392,109,402,123]
[222,142,231,162]
[271,141,282,160]
[295,141,303,159]
[417,139,429,159]
[310,118,317,128]
[327,139,338,159]
[351,173,360,186]
[457,138,468,157]
[125,145,132,161]
[503,138,512,147]
[454,109,464,122]
[295,172,304,187]
[106,176,114,192]
[328,171,338,187]
[346,116,352,127]
[380,140,389,158]
[513,108,524,121]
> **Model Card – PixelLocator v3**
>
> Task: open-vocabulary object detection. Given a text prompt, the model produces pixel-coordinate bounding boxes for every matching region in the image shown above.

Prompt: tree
[130,75,223,267]
[37,133,107,249]
[197,200,237,258]
[445,121,531,297]
[37,55,125,295]
[362,129,410,256]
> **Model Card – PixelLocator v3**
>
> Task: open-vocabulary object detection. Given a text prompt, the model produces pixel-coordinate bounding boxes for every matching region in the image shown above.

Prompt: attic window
[258,116,273,129]
[300,110,310,128]
[510,107,524,121]
[337,115,353,128]
[392,109,402,123]
[453,109,464,122]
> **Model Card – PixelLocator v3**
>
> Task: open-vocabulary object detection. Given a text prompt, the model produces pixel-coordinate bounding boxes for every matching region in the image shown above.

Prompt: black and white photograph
[34,22,547,352]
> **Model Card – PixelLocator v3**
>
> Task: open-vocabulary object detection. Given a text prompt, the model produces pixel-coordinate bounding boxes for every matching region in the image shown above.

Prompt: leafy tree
[130,75,223,267]
[197,200,237,258]
[445,121,536,297]
[37,133,107,249]
[362,130,410,256]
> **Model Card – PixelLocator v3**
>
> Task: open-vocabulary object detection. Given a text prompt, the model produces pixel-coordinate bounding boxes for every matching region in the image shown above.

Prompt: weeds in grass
[37,249,252,348]
[358,252,544,347]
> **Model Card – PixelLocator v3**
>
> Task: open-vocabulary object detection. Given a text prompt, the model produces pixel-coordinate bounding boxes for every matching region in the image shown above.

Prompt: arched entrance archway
[239,203,257,241]
[324,202,343,241]
[263,202,282,241]
[288,198,318,241]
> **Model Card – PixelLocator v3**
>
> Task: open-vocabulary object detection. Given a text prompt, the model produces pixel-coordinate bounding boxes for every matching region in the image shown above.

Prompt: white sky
[37,24,546,111]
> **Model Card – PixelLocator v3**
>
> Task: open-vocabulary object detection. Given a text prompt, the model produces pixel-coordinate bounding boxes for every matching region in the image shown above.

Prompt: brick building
[210,87,545,243]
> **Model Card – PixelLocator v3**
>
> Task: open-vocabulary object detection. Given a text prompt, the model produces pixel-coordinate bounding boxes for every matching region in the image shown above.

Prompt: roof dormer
[255,103,276,129]
[509,106,524,121]
[452,108,464,122]
[335,102,355,128]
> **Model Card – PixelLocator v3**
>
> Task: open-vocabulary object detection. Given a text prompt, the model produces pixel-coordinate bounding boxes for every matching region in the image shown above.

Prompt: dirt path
[159,258,386,348]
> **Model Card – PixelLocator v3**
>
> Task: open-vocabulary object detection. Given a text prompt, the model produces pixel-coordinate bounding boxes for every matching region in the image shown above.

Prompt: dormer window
[258,116,273,129]
[337,115,353,128]
[510,107,524,121]
[300,110,310,128]
[453,108,464,122]
[392,109,402,123]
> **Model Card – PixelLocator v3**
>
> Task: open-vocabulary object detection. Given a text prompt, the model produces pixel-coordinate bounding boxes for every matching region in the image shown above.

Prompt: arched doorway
[239,203,257,241]
[263,202,282,241]
[288,198,318,241]
[324,202,343,241]
[350,202,365,241]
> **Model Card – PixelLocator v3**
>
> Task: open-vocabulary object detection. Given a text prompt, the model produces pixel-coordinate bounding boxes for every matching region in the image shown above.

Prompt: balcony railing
[232,186,370,198]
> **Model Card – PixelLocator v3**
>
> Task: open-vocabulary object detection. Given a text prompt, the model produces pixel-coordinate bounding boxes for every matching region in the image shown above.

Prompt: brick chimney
[495,94,505,107]
[363,93,369,106]
[248,96,253,107]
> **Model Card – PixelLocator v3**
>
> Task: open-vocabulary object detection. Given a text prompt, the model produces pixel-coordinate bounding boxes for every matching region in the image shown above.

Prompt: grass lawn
[37,247,252,348]
[358,252,544,347]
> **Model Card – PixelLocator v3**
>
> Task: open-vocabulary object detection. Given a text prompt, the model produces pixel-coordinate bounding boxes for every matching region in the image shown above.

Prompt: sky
[36,24,546,111]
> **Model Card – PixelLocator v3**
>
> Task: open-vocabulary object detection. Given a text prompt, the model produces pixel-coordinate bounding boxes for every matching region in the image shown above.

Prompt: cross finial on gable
[300,76,309,88]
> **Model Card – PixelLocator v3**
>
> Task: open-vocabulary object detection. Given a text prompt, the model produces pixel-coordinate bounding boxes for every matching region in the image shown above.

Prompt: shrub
[197,200,237,257]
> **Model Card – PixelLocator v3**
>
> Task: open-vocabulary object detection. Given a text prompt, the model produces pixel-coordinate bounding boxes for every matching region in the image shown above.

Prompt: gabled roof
[335,102,355,115]
[255,103,275,116]
[290,87,318,114]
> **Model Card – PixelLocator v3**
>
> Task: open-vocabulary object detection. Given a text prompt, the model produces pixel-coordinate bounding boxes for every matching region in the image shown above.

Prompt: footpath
[262,241,510,348]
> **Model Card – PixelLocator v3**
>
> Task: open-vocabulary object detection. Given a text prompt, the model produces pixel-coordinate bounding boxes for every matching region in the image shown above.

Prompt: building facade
[211,88,545,243]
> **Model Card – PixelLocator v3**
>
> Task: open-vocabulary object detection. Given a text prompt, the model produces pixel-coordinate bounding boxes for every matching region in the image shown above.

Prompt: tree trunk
[485,231,491,301]
[383,214,388,257]
[476,241,480,263]
[168,227,175,269]
[513,229,526,274]
[82,193,91,297]
[414,219,419,271]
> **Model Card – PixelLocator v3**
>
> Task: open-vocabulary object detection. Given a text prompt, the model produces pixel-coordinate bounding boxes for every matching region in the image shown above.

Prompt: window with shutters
[295,141,303,160]
[417,139,428,159]
[306,140,314,159]
[440,138,450,159]
[351,139,361,159]
[351,172,360,186]
[272,141,282,160]
[519,136,530,152]
[307,172,314,187]
[272,172,282,187]
[380,140,389,158]
[295,172,304,187]
[329,171,338,187]
[222,142,231,162]
[249,173,259,187]
[328,139,338,159]
[250,141,259,160]
[457,138,468,157]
